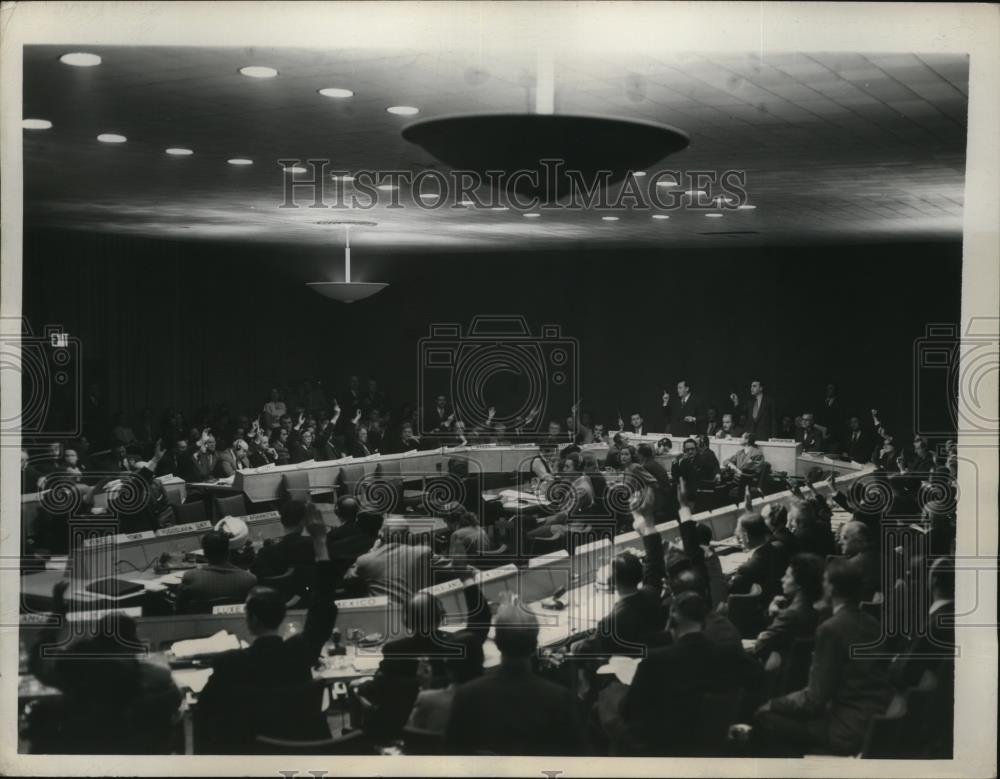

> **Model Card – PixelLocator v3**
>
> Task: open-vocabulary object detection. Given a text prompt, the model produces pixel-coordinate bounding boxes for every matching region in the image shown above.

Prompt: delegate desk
[230,438,801,505]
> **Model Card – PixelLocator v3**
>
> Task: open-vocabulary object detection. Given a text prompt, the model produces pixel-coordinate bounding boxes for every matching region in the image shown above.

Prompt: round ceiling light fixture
[22,118,53,130]
[97,133,127,143]
[319,87,354,98]
[306,221,388,304]
[60,52,102,67]
[240,66,278,79]
[165,147,194,156]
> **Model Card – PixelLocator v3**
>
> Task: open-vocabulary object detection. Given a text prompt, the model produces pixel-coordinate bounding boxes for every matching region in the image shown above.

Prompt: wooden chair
[282,470,311,503]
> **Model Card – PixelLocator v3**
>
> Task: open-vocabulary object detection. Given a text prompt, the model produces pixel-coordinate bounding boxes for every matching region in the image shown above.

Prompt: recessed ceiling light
[705,213,724,218]
[652,214,670,220]
[460,199,475,207]
[737,204,757,210]
[22,118,52,130]
[656,179,679,187]
[601,215,620,221]
[377,184,397,192]
[684,190,707,197]
[491,206,510,211]
[240,66,278,79]
[632,171,647,177]
[418,192,439,200]
[165,147,194,156]
[331,174,355,182]
[319,87,354,98]
[386,105,419,116]
[97,133,126,143]
[228,158,254,165]
[524,213,541,218]
[60,52,101,67]
[283,165,308,174]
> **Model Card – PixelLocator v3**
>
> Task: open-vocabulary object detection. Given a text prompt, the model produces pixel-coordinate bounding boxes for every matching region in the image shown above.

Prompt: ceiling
[22,45,968,253]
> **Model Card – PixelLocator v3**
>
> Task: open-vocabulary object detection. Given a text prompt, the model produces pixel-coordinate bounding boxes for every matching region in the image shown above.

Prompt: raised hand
[487,406,496,421]
[729,393,738,405]
[662,390,670,405]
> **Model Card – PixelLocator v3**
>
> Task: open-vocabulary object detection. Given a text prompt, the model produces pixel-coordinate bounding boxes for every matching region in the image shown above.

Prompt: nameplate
[67,606,143,623]
[477,564,518,582]
[770,438,795,443]
[156,521,212,537]
[211,604,246,615]
[81,534,120,548]
[574,538,611,555]
[334,596,389,609]
[122,531,156,543]
[20,612,59,625]
[242,511,280,524]
[528,549,570,567]
[422,578,465,597]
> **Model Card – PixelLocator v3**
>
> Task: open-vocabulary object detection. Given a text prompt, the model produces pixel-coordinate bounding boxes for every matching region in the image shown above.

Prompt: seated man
[250,500,316,585]
[795,412,824,453]
[447,510,491,564]
[721,433,766,499]
[326,496,378,577]
[362,572,491,740]
[195,507,339,752]
[727,512,784,602]
[346,520,434,605]
[446,599,582,755]
[839,520,881,602]
[616,590,757,756]
[755,559,893,756]
[715,412,742,439]
[174,529,258,612]
[406,631,485,736]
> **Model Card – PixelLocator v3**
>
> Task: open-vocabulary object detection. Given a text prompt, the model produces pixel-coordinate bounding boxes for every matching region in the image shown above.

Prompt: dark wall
[22,228,962,441]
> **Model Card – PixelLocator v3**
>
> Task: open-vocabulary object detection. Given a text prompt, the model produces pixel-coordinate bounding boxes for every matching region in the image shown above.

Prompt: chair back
[401,725,445,755]
[215,494,247,519]
[726,583,765,638]
[254,729,373,755]
[173,501,206,525]
[282,470,311,503]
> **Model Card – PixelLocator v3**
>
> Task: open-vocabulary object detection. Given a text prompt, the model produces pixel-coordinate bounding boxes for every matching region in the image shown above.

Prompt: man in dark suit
[183,431,218,482]
[728,512,784,602]
[889,556,955,758]
[289,428,318,464]
[363,573,491,740]
[841,416,874,463]
[381,421,423,455]
[250,500,315,581]
[424,394,454,435]
[195,507,338,752]
[795,412,824,452]
[839,520,881,602]
[446,600,583,755]
[154,437,191,478]
[661,380,703,437]
[617,590,756,756]
[789,499,838,558]
[324,497,377,574]
[174,529,258,612]
[730,380,777,441]
[572,510,667,657]
[756,559,893,755]
[762,502,796,569]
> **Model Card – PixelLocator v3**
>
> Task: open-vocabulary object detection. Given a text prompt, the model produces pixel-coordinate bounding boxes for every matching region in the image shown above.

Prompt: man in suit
[155,437,191,477]
[214,437,249,477]
[839,520,881,602]
[364,573,491,739]
[762,502,796,568]
[730,380,776,441]
[424,394,454,435]
[815,383,843,443]
[250,500,316,581]
[789,498,838,558]
[728,512,784,602]
[289,428,318,464]
[346,521,433,605]
[661,380,703,437]
[573,509,667,658]
[715,412,742,439]
[722,433,766,498]
[195,508,338,752]
[446,600,582,755]
[324,496,374,573]
[617,590,756,756]
[382,421,423,455]
[755,559,893,755]
[628,412,647,436]
[174,529,257,612]
[841,416,874,463]
[889,556,955,758]
[703,407,720,437]
[184,430,218,482]
[796,412,824,452]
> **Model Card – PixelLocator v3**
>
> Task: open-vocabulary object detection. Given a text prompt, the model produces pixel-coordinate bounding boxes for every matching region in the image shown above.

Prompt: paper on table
[215,475,236,486]
[173,667,214,693]
[352,656,382,673]
[170,629,240,659]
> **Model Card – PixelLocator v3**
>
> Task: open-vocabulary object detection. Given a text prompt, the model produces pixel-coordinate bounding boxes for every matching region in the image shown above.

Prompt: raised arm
[302,503,340,659]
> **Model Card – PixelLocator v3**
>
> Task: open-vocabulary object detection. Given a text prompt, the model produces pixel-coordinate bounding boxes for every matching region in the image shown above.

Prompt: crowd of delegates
[23,479,957,757]
[20,375,960,757]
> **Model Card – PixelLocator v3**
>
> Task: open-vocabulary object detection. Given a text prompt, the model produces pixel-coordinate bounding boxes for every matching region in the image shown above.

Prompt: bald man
[446,602,582,755]
[839,521,880,601]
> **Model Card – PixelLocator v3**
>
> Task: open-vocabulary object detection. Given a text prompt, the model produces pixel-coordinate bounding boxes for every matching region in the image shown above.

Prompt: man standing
[841,416,873,463]
[796,413,824,453]
[662,380,703,437]
[730,380,776,441]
